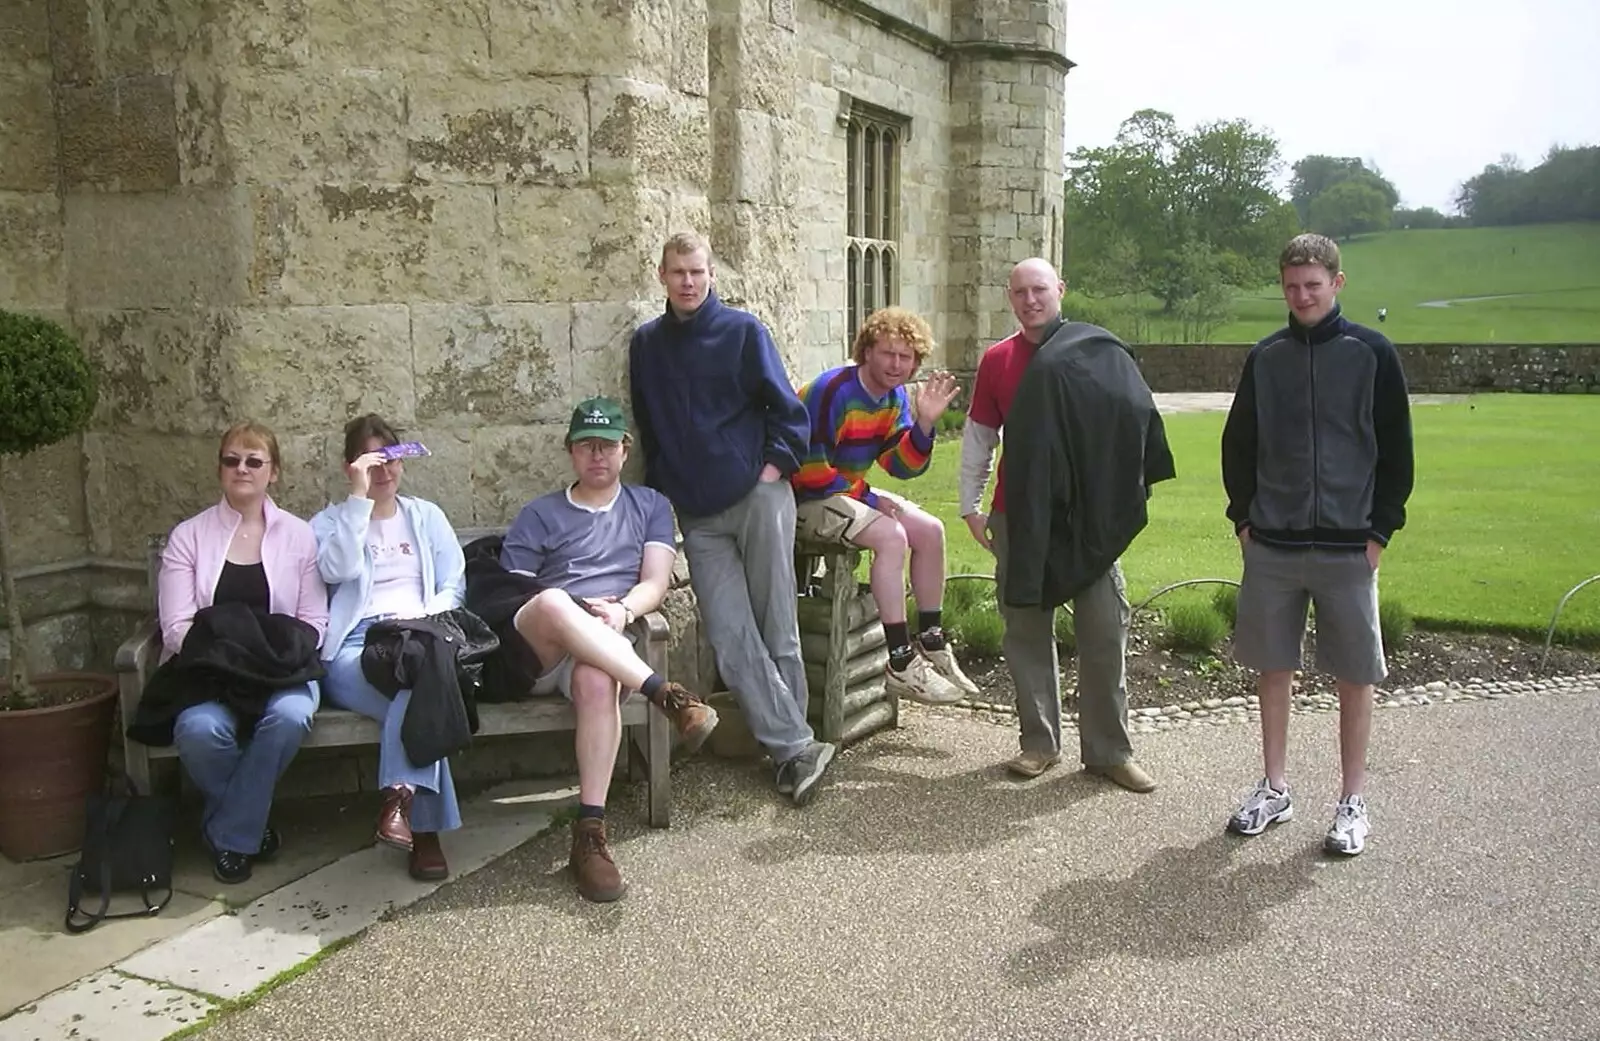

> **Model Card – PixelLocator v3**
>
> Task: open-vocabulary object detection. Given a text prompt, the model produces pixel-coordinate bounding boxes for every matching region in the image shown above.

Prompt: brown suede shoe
[376,785,414,851]
[655,682,719,753]
[569,818,626,903]
[408,831,449,881]
[1087,761,1158,793]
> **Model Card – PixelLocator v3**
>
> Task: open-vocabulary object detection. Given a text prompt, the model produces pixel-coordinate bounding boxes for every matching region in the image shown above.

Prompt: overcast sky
[1061,0,1600,212]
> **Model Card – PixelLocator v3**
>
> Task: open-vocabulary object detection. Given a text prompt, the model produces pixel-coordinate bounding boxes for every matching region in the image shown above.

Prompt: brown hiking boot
[655,682,719,753]
[569,818,627,903]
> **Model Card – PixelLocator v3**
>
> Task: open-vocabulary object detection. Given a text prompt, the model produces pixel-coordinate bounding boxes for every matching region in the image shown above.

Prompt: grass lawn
[872,395,1600,644]
[1107,223,1600,344]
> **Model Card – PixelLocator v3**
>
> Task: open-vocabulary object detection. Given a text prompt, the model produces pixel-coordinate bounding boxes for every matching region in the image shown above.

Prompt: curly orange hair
[851,306,935,368]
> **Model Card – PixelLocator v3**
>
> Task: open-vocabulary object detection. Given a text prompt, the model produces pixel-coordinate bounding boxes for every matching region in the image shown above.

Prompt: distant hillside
[1209,223,1600,343]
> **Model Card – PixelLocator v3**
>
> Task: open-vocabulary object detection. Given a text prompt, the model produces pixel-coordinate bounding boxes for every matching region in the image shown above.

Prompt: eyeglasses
[220,455,269,470]
[572,440,623,455]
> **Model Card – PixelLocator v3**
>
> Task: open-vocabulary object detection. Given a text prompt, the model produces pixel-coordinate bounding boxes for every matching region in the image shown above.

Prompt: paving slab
[187,688,1600,1041]
[0,970,214,1041]
[118,779,575,1000]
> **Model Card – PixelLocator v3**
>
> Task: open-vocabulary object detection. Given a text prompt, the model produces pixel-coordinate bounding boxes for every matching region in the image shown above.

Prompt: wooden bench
[794,537,899,745]
[113,526,676,827]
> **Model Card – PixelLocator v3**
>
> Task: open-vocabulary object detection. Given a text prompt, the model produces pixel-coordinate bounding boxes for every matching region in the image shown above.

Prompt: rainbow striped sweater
[791,364,935,508]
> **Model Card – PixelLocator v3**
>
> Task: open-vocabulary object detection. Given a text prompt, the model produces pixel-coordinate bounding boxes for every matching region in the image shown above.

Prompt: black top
[214,561,270,612]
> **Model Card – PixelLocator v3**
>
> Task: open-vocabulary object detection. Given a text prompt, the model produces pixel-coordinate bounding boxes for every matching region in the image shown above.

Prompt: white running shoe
[1226,779,1294,836]
[919,644,980,696]
[1324,794,1370,856]
[886,654,965,705]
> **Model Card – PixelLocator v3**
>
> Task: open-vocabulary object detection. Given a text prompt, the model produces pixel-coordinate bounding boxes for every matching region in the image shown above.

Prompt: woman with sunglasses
[311,414,467,881]
[157,422,328,884]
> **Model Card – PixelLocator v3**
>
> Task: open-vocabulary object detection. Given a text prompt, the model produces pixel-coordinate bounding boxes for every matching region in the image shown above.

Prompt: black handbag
[64,775,176,934]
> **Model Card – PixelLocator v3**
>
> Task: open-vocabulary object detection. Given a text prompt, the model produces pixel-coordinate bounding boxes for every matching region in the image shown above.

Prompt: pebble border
[948,672,1600,733]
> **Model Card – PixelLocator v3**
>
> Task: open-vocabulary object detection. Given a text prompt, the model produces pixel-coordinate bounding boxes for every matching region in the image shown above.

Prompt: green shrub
[1161,602,1230,653]
[1379,597,1414,653]
[934,410,965,440]
[950,606,1004,658]
[1211,585,1239,629]
[1054,607,1075,652]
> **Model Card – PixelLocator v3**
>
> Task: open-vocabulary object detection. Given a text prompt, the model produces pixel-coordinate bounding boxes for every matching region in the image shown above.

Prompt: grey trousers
[681,479,814,763]
[992,516,1133,768]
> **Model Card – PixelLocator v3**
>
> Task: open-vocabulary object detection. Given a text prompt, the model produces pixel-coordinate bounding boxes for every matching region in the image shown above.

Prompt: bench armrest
[631,610,670,679]
[115,618,161,725]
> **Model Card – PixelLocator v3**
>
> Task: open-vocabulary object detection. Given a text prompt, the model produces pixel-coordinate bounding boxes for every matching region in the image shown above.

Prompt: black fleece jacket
[1221,305,1414,549]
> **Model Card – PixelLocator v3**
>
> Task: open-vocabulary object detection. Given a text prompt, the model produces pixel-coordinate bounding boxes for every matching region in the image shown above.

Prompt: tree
[1455,146,1600,225]
[1393,206,1452,230]
[1290,155,1400,224]
[0,311,98,707]
[1309,180,1394,239]
[1064,109,1297,313]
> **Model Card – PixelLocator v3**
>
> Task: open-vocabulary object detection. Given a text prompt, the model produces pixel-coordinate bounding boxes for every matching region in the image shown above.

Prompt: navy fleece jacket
[627,292,810,519]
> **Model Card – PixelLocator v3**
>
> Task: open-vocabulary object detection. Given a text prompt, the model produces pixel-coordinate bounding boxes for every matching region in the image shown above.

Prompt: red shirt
[967,330,1037,514]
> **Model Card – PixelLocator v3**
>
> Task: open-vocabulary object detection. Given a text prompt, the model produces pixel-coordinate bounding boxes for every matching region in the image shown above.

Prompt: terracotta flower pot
[0,672,118,861]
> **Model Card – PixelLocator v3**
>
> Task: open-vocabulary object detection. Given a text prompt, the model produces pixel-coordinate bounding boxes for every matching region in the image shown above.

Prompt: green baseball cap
[566,396,628,443]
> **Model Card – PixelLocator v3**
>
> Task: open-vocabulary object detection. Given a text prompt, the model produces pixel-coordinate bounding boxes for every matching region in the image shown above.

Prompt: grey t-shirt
[500,484,676,599]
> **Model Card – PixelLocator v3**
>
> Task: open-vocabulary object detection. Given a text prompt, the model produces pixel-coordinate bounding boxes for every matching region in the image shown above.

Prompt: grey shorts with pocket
[528,625,643,699]
[1233,539,1386,685]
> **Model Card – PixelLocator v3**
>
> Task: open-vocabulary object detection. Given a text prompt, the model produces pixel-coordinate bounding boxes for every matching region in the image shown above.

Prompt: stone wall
[1132,343,1600,395]
[1,0,1072,695]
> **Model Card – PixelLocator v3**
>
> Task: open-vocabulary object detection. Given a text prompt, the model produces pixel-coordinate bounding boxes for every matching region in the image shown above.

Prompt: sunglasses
[219,455,269,470]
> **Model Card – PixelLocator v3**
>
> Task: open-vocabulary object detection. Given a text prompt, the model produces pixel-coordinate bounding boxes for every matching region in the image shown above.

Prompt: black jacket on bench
[462,534,551,701]
[128,602,326,747]
[360,615,485,767]
[1001,320,1177,609]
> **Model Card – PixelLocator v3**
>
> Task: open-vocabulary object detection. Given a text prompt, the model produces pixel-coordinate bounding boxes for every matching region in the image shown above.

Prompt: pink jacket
[158,497,329,659]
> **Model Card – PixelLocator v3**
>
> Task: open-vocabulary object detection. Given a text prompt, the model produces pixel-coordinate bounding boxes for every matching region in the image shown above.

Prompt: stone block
[710,106,799,207]
[409,77,589,186]
[0,439,88,568]
[469,423,571,527]
[219,67,408,184]
[0,73,57,191]
[0,190,64,309]
[307,0,492,77]
[274,184,497,305]
[226,0,312,69]
[0,570,89,624]
[82,431,224,560]
[64,189,251,308]
[219,305,416,432]
[498,185,658,302]
[0,611,96,676]
[571,299,659,402]
[588,77,710,190]
[76,308,235,434]
[271,429,339,519]
[58,75,181,191]
[412,303,573,425]
[0,2,52,72]
[491,0,678,82]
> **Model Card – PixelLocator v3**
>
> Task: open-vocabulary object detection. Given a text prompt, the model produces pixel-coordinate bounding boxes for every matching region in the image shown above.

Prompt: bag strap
[64,805,122,934]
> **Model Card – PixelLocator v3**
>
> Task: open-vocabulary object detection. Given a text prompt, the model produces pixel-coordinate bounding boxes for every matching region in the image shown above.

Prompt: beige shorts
[528,626,643,699]
[795,490,911,547]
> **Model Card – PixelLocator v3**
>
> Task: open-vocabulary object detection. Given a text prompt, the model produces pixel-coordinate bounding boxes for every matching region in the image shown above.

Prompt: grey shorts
[528,626,643,699]
[1234,540,1387,685]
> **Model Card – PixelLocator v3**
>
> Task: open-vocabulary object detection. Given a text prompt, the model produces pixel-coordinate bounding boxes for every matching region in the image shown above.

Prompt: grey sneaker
[777,741,836,806]
[1227,779,1294,836]
[1324,794,1370,856]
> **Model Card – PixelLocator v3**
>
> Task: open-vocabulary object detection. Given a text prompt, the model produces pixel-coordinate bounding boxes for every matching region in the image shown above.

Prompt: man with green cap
[498,396,717,903]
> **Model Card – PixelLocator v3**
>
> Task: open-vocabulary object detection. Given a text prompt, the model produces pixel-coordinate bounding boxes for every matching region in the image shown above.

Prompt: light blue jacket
[310,494,466,659]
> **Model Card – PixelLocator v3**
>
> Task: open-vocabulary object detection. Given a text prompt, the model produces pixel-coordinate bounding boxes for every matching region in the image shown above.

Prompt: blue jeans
[322,619,462,833]
[173,684,319,855]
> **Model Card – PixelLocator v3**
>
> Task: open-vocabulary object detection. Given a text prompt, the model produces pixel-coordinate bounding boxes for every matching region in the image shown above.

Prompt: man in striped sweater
[792,307,977,706]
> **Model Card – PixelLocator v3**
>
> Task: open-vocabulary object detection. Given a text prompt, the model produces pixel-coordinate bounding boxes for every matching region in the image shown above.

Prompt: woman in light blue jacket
[311,414,466,881]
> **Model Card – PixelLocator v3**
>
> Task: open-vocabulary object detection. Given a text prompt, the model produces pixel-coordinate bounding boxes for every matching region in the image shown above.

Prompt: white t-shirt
[364,512,428,620]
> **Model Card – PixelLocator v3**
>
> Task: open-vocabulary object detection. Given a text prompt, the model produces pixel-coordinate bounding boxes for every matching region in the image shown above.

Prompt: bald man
[957,259,1157,792]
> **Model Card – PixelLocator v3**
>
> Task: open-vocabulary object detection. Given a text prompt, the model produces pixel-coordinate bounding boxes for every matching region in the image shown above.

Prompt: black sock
[918,610,945,651]
[885,622,914,670]
[578,803,605,820]
[640,673,666,701]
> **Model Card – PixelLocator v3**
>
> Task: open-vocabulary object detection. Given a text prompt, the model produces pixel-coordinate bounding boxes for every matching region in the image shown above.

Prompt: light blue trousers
[321,620,462,833]
[173,684,318,855]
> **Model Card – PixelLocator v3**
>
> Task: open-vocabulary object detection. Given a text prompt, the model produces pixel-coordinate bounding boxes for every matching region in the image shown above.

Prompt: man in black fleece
[1221,233,1415,857]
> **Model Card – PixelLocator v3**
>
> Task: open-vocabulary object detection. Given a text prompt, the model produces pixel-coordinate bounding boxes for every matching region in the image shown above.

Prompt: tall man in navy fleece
[627,231,836,806]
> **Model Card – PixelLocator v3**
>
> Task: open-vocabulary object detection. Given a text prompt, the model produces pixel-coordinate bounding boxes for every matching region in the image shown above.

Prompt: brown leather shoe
[655,682,719,753]
[569,818,626,902]
[376,785,414,851]
[1087,761,1159,793]
[408,831,449,881]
